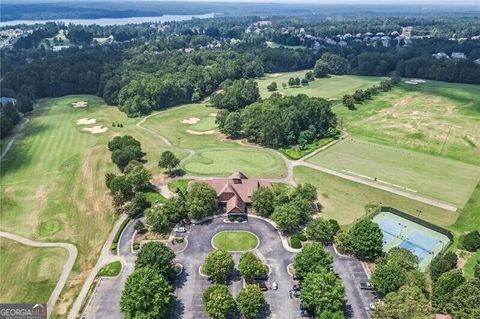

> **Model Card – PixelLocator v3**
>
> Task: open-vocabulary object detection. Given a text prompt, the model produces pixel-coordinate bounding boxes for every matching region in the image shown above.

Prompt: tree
[135,242,176,282]
[313,60,329,78]
[267,81,277,92]
[305,71,315,82]
[386,247,418,271]
[301,78,309,86]
[294,243,333,279]
[293,183,317,202]
[203,250,234,283]
[430,251,458,282]
[405,269,427,295]
[320,53,350,74]
[15,94,34,113]
[342,94,355,110]
[238,252,268,282]
[203,284,235,319]
[475,262,480,279]
[370,261,407,297]
[124,192,150,218]
[211,79,260,111]
[236,285,265,319]
[145,205,172,234]
[158,151,180,175]
[372,285,433,319]
[349,219,383,261]
[126,165,151,191]
[306,219,339,244]
[462,231,480,252]
[221,111,243,139]
[446,278,480,319]
[432,270,465,312]
[186,182,218,220]
[108,175,133,199]
[334,230,354,255]
[272,204,301,233]
[300,267,345,316]
[252,187,275,217]
[134,220,146,233]
[288,77,296,87]
[318,311,344,319]
[120,267,172,319]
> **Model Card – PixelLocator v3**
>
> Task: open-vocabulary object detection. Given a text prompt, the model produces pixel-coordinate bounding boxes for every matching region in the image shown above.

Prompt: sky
[5,0,480,3]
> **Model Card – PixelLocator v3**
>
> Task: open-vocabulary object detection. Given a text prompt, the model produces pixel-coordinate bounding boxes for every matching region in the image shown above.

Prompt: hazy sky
[5,0,480,4]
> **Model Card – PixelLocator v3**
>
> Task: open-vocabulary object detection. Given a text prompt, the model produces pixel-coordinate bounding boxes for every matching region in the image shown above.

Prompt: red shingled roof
[204,172,272,214]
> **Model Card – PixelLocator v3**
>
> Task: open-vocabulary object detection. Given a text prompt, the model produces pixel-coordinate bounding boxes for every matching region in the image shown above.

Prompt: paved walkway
[136,114,458,212]
[0,231,78,318]
[68,214,129,319]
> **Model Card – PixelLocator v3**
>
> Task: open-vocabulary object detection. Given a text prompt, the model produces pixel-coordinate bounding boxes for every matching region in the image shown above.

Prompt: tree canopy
[236,285,265,319]
[294,243,333,279]
[202,284,235,319]
[238,252,268,282]
[372,285,433,319]
[120,267,172,319]
[203,250,235,283]
[186,182,218,220]
[349,219,383,261]
[135,242,176,282]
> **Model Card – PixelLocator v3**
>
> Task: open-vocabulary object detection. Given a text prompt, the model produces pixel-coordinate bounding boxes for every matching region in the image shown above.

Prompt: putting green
[183,148,286,178]
[189,117,217,132]
[212,231,258,251]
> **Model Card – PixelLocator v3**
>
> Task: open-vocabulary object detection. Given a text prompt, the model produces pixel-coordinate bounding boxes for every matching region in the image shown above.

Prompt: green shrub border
[111,217,131,252]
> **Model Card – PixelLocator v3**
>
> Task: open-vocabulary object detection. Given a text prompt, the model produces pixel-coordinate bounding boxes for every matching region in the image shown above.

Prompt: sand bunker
[405,79,426,85]
[72,101,88,108]
[270,73,282,77]
[186,129,215,135]
[82,126,108,134]
[209,112,218,117]
[76,118,97,125]
[181,117,200,124]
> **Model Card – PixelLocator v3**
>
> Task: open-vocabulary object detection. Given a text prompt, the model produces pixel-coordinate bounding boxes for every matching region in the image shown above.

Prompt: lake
[1,13,215,27]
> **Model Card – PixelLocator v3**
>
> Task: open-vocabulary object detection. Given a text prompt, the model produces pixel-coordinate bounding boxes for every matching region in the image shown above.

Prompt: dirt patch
[180,117,200,124]
[186,129,215,135]
[72,101,87,108]
[82,126,108,134]
[209,113,218,117]
[76,118,96,125]
[270,73,282,77]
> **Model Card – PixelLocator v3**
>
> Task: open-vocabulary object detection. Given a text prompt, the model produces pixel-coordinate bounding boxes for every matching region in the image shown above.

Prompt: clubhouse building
[204,172,272,215]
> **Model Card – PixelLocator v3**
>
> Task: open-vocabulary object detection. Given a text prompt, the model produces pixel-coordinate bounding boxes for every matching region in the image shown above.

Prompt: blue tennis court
[373,211,450,270]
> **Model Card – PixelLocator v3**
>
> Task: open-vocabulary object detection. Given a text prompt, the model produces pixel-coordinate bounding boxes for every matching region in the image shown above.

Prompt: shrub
[297,233,308,242]
[462,231,480,252]
[290,236,302,249]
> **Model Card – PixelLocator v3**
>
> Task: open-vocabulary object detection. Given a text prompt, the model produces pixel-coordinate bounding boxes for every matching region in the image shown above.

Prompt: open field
[212,231,258,251]
[142,103,286,178]
[0,238,68,303]
[307,138,480,207]
[293,166,457,227]
[463,252,480,279]
[0,95,171,316]
[97,261,122,277]
[335,80,480,166]
[257,72,385,99]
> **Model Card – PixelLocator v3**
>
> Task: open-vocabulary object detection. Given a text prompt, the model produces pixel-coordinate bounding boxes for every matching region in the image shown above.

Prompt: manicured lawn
[143,103,286,178]
[334,80,480,166]
[183,148,285,178]
[279,137,334,160]
[257,72,385,100]
[189,116,217,132]
[450,182,480,236]
[0,238,68,303]
[98,261,122,277]
[212,231,258,251]
[306,138,480,207]
[463,252,480,279]
[0,95,171,316]
[293,165,457,227]
[168,179,191,194]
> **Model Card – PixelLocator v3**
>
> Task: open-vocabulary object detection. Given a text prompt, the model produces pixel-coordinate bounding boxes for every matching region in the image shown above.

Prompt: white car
[272,281,278,290]
[174,227,186,233]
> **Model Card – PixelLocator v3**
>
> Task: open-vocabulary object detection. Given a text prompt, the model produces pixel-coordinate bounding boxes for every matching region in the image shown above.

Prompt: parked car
[300,305,313,317]
[369,303,376,310]
[174,226,186,233]
[255,280,268,291]
[271,281,278,290]
[360,282,374,290]
[292,284,300,291]
[293,290,300,298]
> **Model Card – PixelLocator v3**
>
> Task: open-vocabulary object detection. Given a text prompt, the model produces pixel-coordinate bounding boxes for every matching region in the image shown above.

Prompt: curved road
[0,231,78,318]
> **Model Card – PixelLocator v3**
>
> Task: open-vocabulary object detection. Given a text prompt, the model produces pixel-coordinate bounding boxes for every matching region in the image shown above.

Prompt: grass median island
[98,261,122,277]
[0,238,68,303]
[212,231,259,252]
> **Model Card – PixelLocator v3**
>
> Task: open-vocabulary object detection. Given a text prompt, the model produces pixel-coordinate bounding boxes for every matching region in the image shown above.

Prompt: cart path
[136,112,457,212]
[0,231,78,318]
[68,214,128,319]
